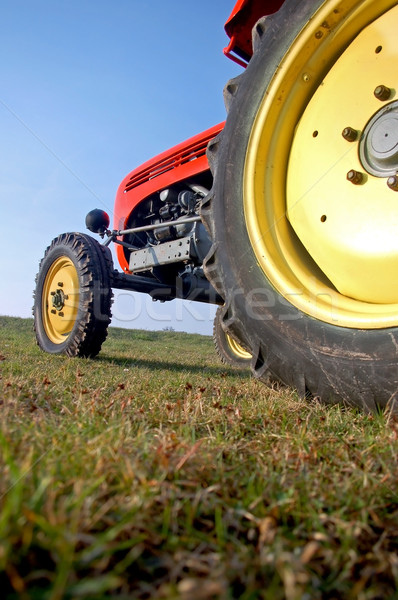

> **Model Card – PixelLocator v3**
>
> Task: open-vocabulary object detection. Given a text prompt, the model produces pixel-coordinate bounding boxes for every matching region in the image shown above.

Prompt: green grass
[0,315,398,599]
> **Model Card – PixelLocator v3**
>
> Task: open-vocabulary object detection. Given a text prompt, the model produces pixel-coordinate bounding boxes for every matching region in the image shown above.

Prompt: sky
[0,0,241,335]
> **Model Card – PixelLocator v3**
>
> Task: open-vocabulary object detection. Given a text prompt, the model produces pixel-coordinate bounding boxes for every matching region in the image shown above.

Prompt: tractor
[33,0,398,412]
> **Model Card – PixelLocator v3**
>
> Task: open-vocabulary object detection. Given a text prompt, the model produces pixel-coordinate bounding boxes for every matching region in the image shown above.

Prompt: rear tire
[213,306,251,368]
[33,233,113,357]
[202,0,398,411]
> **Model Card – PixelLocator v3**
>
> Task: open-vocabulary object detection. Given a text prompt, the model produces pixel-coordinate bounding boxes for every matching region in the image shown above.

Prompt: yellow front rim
[244,0,398,328]
[42,257,80,344]
[226,334,252,360]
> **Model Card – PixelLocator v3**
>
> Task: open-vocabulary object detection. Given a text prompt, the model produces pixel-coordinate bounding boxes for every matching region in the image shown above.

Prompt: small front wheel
[213,306,251,368]
[33,233,113,357]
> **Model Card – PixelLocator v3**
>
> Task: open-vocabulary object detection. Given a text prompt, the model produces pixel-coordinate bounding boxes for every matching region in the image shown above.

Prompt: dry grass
[0,316,398,599]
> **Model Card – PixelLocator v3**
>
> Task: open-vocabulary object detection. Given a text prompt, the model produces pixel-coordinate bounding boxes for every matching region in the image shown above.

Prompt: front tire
[33,233,113,357]
[202,0,398,411]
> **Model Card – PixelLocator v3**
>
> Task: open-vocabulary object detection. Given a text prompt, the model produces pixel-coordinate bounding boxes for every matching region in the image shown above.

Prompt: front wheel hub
[360,101,398,176]
[51,289,65,311]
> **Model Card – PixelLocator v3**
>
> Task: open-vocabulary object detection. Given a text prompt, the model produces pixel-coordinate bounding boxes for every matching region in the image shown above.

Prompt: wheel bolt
[387,175,398,191]
[51,309,56,314]
[342,127,358,142]
[57,282,63,287]
[59,312,64,317]
[374,85,392,101]
[347,170,364,185]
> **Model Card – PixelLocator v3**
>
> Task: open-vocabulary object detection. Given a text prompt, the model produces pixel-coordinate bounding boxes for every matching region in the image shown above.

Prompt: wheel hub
[360,101,398,176]
[51,288,65,311]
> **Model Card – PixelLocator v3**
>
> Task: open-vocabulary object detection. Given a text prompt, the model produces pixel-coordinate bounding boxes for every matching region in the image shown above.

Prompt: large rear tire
[33,233,113,357]
[213,306,251,368]
[202,0,398,411]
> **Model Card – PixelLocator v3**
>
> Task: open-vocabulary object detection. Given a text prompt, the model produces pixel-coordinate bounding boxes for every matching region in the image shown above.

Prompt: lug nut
[387,175,398,191]
[347,170,364,185]
[57,282,63,287]
[342,127,358,142]
[374,85,392,101]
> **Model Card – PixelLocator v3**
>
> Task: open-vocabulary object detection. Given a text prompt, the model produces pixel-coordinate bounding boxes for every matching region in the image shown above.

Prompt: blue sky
[0,1,241,335]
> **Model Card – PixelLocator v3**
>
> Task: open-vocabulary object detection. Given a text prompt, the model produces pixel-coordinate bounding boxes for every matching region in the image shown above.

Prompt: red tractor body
[113,123,223,275]
[223,0,284,65]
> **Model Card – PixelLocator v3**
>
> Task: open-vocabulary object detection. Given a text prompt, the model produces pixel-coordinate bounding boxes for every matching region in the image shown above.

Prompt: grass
[0,315,398,599]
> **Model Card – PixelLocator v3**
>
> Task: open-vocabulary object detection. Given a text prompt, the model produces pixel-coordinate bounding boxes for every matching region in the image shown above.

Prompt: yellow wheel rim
[42,256,80,344]
[226,333,252,360]
[244,0,398,328]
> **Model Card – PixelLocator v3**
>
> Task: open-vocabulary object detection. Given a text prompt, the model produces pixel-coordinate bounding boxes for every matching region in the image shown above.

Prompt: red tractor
[34,0,398,412]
